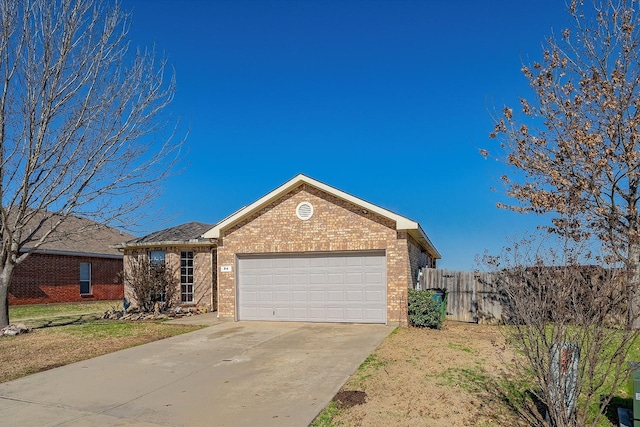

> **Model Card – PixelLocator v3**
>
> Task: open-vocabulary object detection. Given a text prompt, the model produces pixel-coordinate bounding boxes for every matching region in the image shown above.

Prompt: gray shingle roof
[125,222,213,246]
[19,212,136,257]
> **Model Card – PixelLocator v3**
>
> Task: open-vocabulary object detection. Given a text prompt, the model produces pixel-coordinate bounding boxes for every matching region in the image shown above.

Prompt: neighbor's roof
[202,174,441,259]
[18,211,135,258]
[116,222,214,249]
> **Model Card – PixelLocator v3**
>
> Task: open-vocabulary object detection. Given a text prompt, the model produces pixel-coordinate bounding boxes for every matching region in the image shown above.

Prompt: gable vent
[296,202,314,220]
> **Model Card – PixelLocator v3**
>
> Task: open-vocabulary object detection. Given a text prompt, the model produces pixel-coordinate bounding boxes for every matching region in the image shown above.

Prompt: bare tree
[0,0,181,327]
[483,234,636,427]
[487,0,640,327]
[123,256,178,313]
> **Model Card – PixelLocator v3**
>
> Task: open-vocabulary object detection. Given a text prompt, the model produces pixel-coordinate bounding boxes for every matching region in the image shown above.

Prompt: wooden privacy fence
[418,268,503,324]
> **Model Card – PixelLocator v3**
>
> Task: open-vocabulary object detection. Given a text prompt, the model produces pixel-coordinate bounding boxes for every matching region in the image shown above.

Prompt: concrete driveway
[0,319,391,427]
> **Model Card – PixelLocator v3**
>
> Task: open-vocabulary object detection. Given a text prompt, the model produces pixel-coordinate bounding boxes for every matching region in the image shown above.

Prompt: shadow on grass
[604,395,631,426]
[480,371,629,426]
[442,366,545,425]
[29,314,100,329]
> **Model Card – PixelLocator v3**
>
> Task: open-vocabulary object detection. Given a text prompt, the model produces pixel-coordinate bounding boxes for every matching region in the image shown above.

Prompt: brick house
[119,174,440,325]
[9,214,135,305]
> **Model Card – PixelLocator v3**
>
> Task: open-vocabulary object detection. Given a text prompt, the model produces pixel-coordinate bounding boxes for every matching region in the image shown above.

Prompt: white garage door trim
[237,251,387,324]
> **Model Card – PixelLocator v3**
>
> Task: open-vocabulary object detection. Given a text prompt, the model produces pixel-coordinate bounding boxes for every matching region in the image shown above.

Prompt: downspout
[216,244,220,319]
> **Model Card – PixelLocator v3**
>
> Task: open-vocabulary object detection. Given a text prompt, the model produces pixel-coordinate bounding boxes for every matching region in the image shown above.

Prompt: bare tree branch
[0,0,183,327]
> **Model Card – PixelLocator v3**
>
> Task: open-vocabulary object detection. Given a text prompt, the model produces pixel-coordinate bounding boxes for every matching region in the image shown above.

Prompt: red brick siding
[9,253,124,305]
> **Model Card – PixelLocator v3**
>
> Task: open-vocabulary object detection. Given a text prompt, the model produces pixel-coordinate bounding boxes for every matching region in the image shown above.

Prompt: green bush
[408,289,445,329]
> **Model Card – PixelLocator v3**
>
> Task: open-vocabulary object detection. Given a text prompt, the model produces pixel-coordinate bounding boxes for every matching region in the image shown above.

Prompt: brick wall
[217,184,415,323]
[407,234,429,289]
[123,247,214,311]
[9,253,124,305]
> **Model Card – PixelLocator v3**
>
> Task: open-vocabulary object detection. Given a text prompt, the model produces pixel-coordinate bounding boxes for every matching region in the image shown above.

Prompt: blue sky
[120,0,571,271]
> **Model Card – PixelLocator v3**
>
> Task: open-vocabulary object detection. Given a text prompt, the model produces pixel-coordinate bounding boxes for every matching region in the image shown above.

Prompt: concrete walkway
[0,320,391,427]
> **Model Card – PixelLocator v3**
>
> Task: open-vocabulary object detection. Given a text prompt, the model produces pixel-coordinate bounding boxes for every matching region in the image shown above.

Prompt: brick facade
[216,183,423,324]
[9,253,124,305]
[123,247,214,310]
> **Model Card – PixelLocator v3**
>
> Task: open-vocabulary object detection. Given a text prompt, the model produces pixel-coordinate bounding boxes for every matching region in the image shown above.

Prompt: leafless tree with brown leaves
[483,234,636,427]
[487,0,640,328]
[0,0,182,327]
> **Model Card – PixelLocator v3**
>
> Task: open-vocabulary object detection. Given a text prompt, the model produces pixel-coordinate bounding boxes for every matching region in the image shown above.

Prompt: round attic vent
[296,201,314,220]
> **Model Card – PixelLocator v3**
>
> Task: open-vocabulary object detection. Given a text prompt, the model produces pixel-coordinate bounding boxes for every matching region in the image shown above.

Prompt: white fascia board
[202,174,432,248]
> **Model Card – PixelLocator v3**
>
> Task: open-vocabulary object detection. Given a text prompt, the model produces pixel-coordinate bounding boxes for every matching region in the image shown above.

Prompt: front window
[149,250,165,268]
[149,250,166,302]
[181,251,194,303]
[80,262,91,294]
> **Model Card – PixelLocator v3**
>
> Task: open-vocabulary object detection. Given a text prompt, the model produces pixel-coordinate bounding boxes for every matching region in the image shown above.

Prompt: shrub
[122,257,179,312]
[408,289,444,329]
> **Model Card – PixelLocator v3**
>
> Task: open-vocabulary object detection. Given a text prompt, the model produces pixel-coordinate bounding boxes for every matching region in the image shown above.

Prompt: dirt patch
[333,390,367,409]
[325,321,524,427]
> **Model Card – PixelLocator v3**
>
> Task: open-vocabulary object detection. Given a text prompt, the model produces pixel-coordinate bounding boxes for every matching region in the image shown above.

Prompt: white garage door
[237,252,387,323]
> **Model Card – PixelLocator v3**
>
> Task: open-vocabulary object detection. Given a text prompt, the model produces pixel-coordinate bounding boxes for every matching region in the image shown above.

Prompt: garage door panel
[326,307,345,319]
[290,258,307,268]
[274,291,290,302]
[258,275,273,285]
[345,290,363,301]
[325,257,344,267]
[308,308,327,319]
[309,273,324,284]
[291,274,306,285]
[273,274,289,285]
[309,290,325,301]
[238,252,386,323]
[365,290,384,302]
[365,272,383,284]
[243,275,257,285]
[258,290,273,301]
[327,290,343,301]
[292,290,307,301]
[326,273,343,284]
[242,290,258,302]
[346,272,363,284]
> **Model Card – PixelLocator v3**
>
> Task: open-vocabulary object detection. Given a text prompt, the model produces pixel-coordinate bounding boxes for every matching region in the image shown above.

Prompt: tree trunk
[0,264,14,328]
[629,242,640,329]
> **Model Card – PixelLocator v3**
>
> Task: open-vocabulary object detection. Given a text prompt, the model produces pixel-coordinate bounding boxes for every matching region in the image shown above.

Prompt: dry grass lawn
[1,302,202,383]
[314,322,527,427]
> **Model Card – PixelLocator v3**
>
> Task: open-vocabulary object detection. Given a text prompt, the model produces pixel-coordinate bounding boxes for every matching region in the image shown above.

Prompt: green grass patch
[10,300,119,327]
[447,342,474,353]
[310,401,343,427]
[436,364,489,392]
[358,353,387,371]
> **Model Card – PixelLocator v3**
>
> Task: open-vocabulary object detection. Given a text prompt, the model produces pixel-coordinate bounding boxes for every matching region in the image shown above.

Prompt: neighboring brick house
[9,214,135,305]
[119,174,440,325]
[116,222,216,309]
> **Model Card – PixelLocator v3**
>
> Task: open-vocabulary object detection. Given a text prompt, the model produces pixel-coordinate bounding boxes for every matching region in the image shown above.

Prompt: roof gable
[203,174,440,258]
